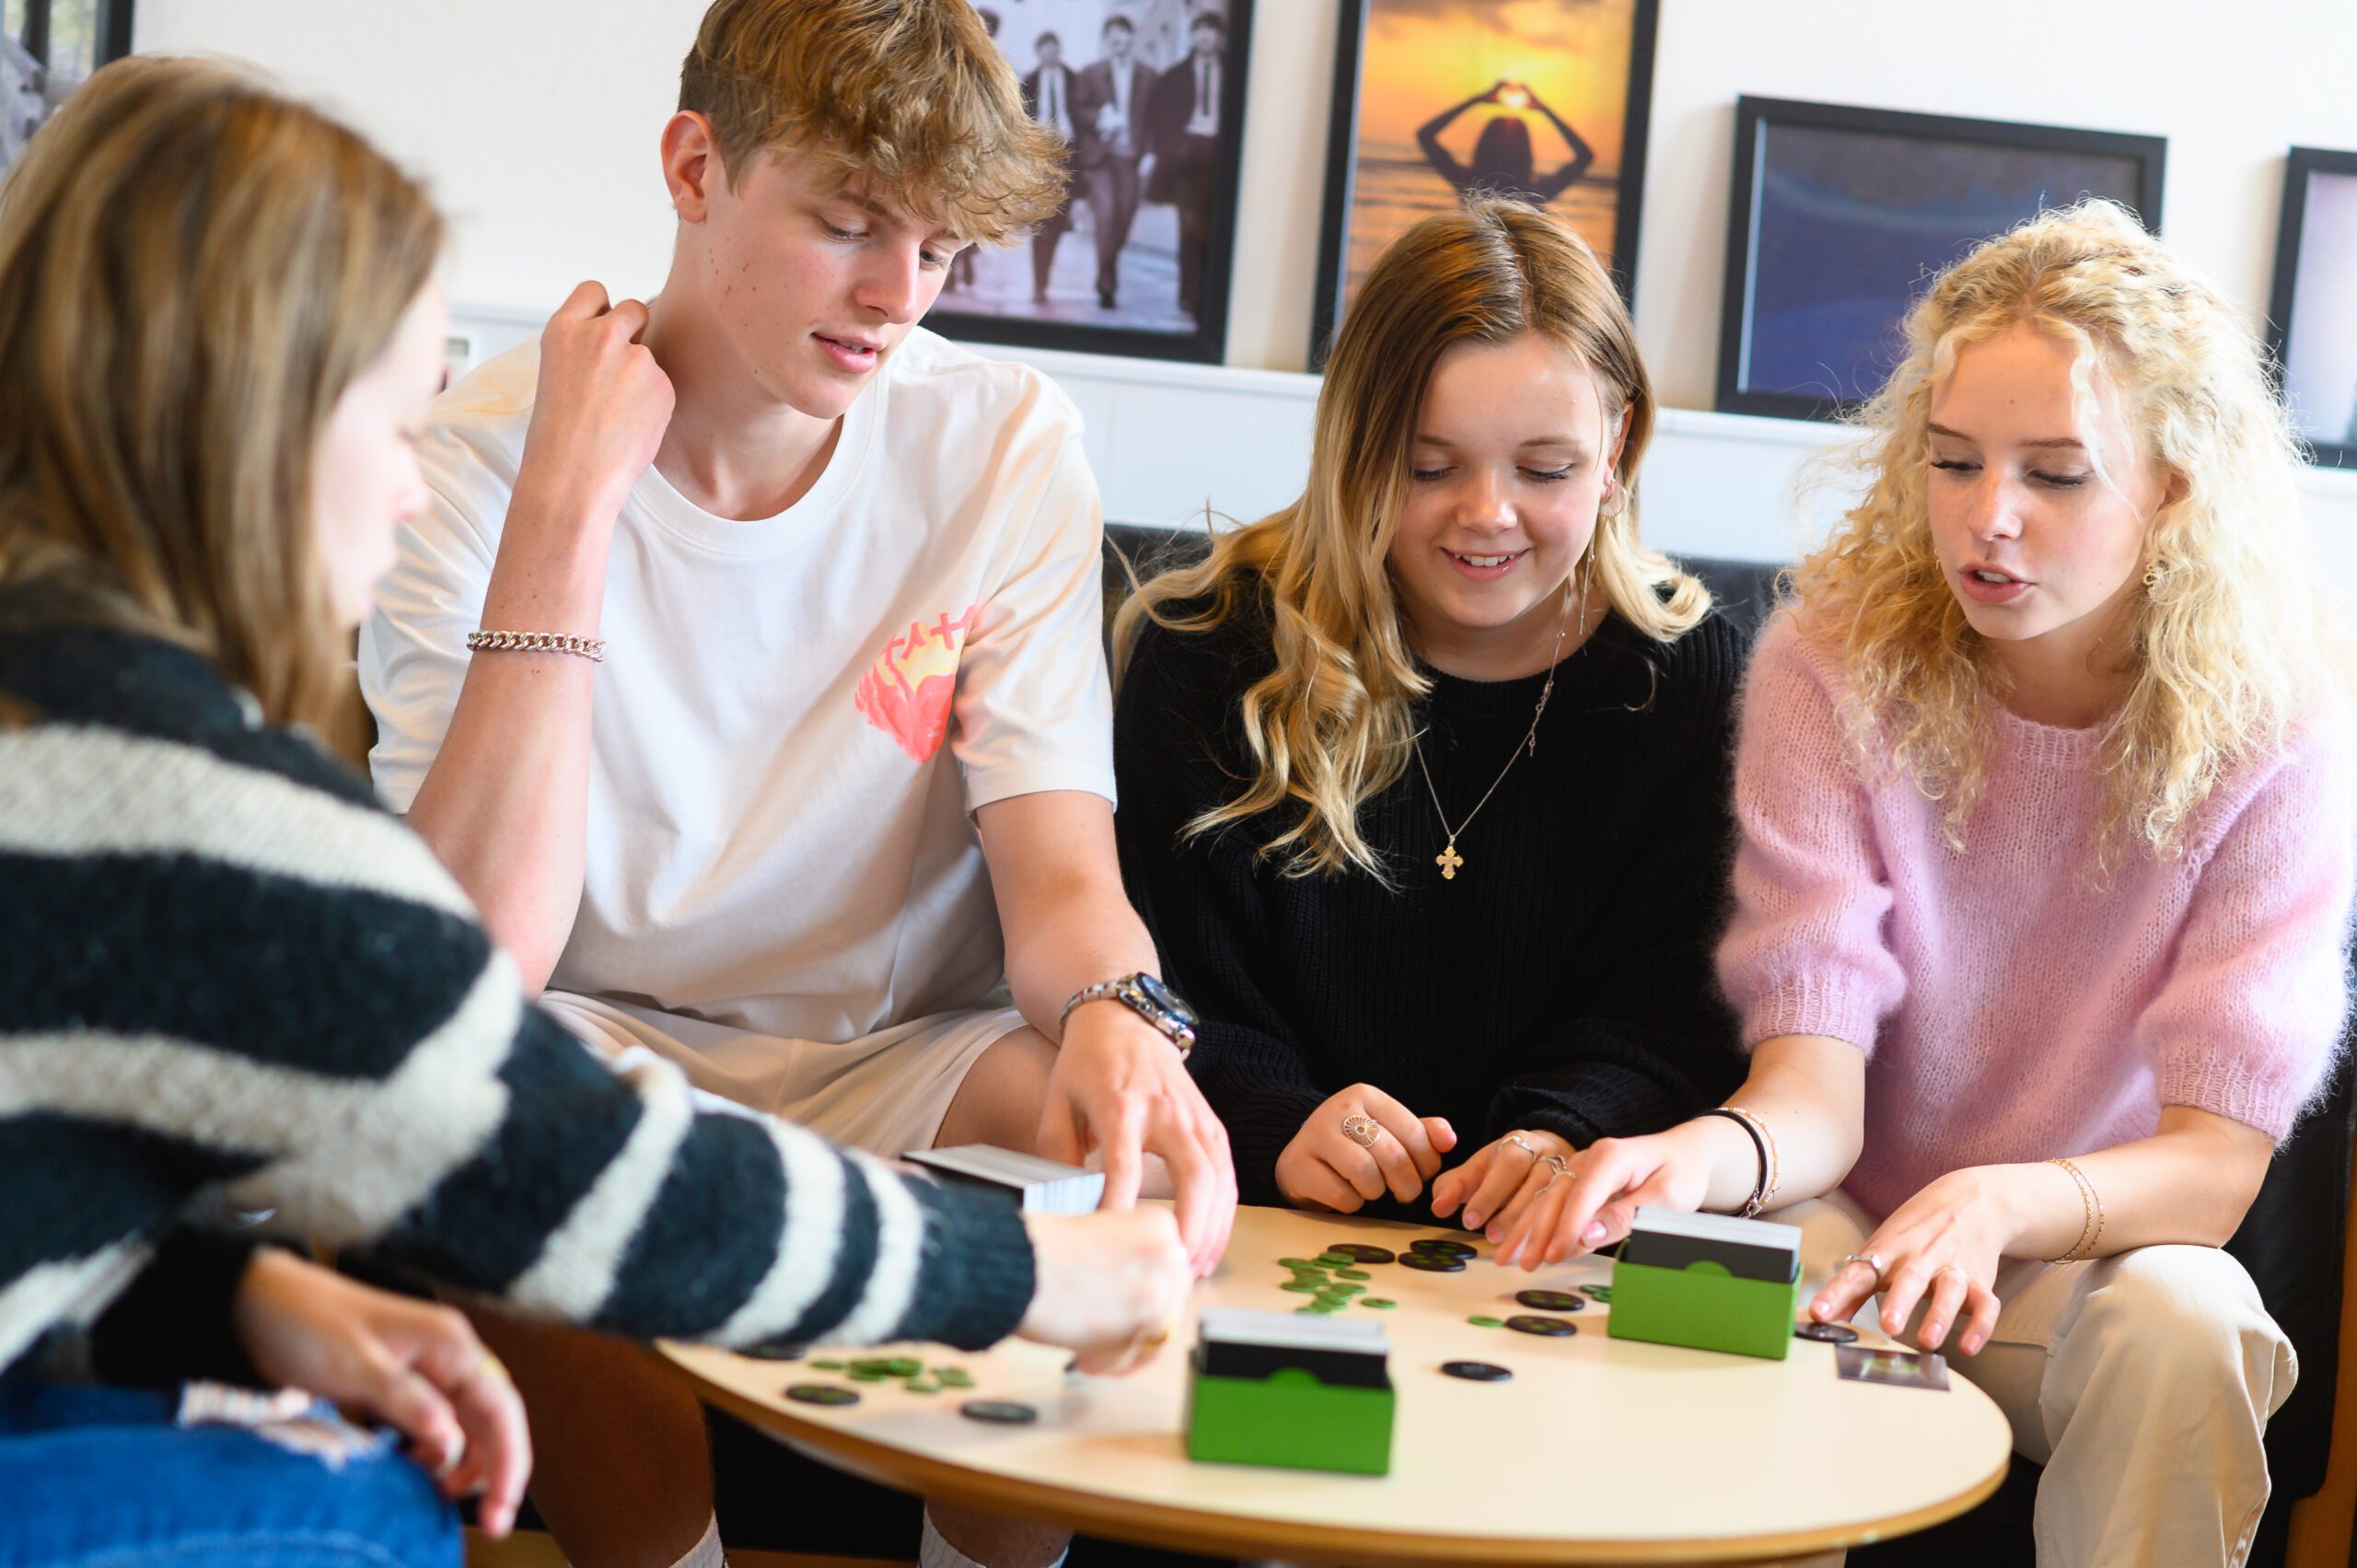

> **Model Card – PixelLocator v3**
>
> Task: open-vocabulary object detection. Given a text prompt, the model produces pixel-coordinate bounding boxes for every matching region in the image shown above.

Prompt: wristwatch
[1060,971,1199,1060]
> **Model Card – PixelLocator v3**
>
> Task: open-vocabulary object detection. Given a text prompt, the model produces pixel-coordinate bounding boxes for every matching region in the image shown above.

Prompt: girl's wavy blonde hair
[1113,199,1708,879]
[0,57,442,734]
[1793,200,2338,868]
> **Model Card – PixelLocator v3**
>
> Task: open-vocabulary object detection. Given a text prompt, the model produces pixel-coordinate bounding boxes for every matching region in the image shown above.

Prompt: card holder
[1185,1356,1396,1475]
[1606,1255,1801,1361]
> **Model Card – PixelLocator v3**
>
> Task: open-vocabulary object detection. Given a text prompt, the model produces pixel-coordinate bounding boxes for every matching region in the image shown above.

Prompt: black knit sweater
[0,600,1035,1385]
[1114,585,1749,1214]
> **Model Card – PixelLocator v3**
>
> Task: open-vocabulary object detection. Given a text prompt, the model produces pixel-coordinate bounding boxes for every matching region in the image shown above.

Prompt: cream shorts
[538,991,1029,1158]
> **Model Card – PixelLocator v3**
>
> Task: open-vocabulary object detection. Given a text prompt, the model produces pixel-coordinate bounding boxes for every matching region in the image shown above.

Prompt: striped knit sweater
[0,606,1037,1383]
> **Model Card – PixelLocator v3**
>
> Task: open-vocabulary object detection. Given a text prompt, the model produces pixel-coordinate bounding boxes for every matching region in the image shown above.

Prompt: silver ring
[1504,1132,1541,1160]
[1840,1251,1887,1283]
[1540,1154,1572,1178]
[1340,1113,1381,1148]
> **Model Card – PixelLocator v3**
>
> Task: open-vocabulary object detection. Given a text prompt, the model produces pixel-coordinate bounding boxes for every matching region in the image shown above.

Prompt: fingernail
[1961,1334,1982,1355]
[1464,1211,1482,1229]
[1584,1222,1607,1244]
[1923,1321,1943,1344]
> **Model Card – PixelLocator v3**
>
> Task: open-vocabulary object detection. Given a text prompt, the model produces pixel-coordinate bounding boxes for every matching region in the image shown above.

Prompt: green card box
[1185,1363,1395,1475]
[1184,1308,1394,1475]
[1606,1207,1804,1361]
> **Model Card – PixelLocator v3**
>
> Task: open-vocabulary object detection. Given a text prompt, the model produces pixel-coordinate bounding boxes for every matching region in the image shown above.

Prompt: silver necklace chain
[1411,563,1587,881]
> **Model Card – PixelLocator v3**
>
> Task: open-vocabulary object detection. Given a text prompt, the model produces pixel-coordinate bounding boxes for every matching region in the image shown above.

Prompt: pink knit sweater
[1718,614,2355,1219]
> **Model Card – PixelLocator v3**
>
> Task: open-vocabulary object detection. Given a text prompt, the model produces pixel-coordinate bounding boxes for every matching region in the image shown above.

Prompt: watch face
[1133,971,1197,1028]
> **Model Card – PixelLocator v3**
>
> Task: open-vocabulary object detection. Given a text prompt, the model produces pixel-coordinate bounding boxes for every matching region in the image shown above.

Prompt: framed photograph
[927,0,1252,366]
[4,0,134,178]
[1717,97,2165,422]
[2266,146,2357,470]
[1311,0,1657,366]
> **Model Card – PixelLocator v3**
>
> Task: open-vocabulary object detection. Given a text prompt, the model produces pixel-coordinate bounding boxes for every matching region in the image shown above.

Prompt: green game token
[939,1370,976,1388]
[1468,1315,1504,1328]
[905,1379,940,1394]
[1361,1298,1398,1308]
[1327,1283,1364,1295]
[1580,1285,1613,1302]
[1335,1268,1371,1281]
[1283,1281,1324,1294]
[1315,1252,1355,1267]
[850,1358,892,1374]
[1295,1303,1337,1315]
[849,1368,889,1382]
[808,1359,846,1370]
[885,1357,922,1376]
[1279,1258,1318,1269]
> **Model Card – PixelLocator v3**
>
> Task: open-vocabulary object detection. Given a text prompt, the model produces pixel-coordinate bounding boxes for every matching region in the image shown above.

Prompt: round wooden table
[662,1204,2013,1565]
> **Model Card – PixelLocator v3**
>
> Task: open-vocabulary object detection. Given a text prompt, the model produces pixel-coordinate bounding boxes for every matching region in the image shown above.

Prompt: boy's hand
[513,280,676,538]
[1037,1005,1237,1277]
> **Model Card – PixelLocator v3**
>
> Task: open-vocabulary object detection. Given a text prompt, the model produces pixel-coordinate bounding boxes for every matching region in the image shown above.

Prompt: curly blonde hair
[1113,200,1708,879]
[1793,200,2339,868]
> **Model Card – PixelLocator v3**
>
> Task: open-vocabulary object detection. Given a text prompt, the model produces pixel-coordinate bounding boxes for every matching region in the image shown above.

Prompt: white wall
[134,0,2357,577]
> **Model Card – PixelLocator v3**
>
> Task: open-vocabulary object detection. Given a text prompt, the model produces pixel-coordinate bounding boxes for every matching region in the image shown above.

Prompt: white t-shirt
[359,326,1114,1045]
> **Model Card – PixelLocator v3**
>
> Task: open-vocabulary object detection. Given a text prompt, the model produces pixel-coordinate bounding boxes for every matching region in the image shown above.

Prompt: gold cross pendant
[1436,841,1464,880]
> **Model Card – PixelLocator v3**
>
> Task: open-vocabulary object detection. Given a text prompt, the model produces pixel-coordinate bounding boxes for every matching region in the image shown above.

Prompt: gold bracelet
[466,629,607,663]
[2046,1156,2105,1261]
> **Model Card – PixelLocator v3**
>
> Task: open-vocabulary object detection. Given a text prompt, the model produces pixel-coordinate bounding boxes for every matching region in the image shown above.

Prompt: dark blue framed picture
[2266,145,2357,470]
[1716,96,2165,423]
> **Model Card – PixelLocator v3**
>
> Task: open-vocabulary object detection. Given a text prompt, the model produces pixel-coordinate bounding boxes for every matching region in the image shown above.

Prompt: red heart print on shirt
[853,604,979,762]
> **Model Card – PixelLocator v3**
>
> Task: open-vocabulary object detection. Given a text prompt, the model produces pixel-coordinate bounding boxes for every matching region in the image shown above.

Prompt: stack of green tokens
[785,1355,976,1403]
[1275,1244,1404,1315]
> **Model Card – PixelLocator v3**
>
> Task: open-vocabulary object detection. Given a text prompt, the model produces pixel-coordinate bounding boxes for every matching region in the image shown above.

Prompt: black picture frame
[1716,96,2165,423]
[5,0,134,175]
[2265,145,2357,470]
[1310,0,1658,368]
[926,0,1253,366]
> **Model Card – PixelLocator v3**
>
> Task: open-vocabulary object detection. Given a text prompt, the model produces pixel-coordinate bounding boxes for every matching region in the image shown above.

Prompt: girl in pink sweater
[1490,203,2352,1566]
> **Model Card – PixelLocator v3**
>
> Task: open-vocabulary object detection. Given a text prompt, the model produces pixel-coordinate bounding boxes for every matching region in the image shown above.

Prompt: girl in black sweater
[0,58,1184,1568]
[1114,201,1745,1232]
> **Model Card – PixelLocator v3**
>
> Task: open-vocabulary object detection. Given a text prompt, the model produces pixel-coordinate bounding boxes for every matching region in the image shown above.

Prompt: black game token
[1409,1238,1478,1259]
[1325,1243,1397,1264]
[1399,1252,1466,1273]
[1441,1360,1513,1382]
[1514,1290,1585,1313]
[1795,1321,1860,1344]
[784,1384,859,1406]
[959,1400,1039,1424]
[739,1342,809,1361]
[1504,1315,1578,1338]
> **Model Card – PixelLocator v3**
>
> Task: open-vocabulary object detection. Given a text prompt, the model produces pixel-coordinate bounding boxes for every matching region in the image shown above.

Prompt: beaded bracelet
[2047,1156,2106,1262]
[465,629,606,663]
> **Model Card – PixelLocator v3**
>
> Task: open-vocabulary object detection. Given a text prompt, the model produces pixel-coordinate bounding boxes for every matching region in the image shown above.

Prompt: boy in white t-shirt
[357,5,1235,1565]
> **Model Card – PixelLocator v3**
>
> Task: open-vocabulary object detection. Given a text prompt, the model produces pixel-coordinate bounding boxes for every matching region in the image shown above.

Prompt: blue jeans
[0,1382,458,1568]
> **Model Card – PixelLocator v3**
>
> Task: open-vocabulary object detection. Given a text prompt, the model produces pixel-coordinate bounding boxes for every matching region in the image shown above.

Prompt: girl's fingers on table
[1916,1265,1971,1352]
[1477,1156,1557,1242]
[1460,1144,1536,1233]
[1810,1257,1882,1323]
[1878,1256,1937,1339]
[1428,1146,1487,1217]
[1956,1283,2002,1356]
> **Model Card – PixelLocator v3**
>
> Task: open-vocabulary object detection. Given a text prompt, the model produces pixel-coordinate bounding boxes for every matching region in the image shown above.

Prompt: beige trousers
[1782,1192,2296,1568]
